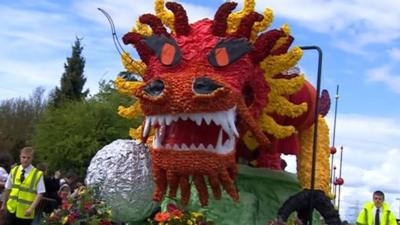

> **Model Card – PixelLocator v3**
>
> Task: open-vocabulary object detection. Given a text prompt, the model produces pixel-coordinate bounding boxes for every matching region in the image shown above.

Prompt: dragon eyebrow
[208,38,253,67]
[142,34,182,66]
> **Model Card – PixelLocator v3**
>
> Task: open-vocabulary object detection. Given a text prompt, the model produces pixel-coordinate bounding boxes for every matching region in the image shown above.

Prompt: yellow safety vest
[356,202,398,225]
[6,165,43,219]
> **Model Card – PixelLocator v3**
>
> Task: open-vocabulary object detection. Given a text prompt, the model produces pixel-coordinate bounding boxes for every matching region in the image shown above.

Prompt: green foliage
[0,87,47,159]
[51,37,89,107]
[33,81,140,177]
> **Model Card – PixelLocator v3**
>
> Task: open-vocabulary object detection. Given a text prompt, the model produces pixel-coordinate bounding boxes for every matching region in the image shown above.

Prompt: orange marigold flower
[154,212,170,222]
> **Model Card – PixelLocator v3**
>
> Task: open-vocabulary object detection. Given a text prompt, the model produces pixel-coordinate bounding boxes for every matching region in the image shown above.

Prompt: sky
[1,0,400,222]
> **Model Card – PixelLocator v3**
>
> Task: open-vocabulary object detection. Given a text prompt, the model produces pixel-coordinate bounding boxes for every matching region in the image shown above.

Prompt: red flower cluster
[147,203,214,225]
[41,187,112,225]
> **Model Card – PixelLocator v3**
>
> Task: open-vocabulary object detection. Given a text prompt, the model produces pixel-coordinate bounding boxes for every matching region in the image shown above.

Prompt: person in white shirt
[0,152,12,225]
[0,147,45,225]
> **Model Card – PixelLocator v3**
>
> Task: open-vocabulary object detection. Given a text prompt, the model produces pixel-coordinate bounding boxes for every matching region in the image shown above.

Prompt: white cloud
[332,114,400,221]
[388,48,400,61]
[255,0,400,52]
[73,0,213,32]
[366,65,400,94]
[0,2,123,100]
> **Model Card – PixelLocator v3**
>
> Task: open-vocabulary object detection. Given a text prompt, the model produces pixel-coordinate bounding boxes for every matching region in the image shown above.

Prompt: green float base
[159,164,314,225]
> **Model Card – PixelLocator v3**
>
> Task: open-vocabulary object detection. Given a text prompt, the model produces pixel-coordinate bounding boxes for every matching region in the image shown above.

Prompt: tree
[51,37,89,107]
[0,87,47,159]
[33,81,140,177]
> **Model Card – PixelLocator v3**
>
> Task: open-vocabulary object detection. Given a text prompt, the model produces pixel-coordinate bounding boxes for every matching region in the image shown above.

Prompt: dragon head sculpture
[115,0,330,208]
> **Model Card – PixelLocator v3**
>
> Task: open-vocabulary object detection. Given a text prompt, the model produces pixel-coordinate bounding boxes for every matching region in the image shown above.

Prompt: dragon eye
[118,71,143,81]
[143,79,165,96]
[143,35,182,66]
[208,38,252,67]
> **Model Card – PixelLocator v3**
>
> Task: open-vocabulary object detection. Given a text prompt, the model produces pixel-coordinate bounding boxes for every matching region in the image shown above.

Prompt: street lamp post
[299,46,323,225]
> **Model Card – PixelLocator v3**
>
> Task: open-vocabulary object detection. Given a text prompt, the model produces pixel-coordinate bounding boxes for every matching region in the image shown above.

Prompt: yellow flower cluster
[121,52,146,76]
[114,76,144,96]
[242,42,305,147]
[264,76,307,118]
[250,8,273,42]
[131,20,152,36]
[297,116,331,195]
[270,75,304,95]
[129,126,154,146]
[242,131,259,150]
[129,126,143,141]
[155,0,175,31]
[266,96,308,118]
[259,112,296,139]
[251,75,305,141]
[260,47,303,78]
[227,0,255,33]
[280,24,290,34]
[118,102,143,119]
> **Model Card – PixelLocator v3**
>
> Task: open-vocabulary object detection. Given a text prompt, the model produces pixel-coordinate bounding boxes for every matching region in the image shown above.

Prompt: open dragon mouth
[143,107,239,154]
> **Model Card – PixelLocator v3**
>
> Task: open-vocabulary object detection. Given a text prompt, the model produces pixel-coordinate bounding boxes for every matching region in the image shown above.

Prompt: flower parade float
[87,0,342,224]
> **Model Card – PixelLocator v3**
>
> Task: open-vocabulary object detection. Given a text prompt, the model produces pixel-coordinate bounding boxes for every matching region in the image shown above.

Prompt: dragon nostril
[143,79,165,96]
[193,77,223,95]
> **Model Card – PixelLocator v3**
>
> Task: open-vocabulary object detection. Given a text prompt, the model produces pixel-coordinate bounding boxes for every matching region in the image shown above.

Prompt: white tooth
[172,115,180,122]
[216,128,223,150]
[203,113,212,125]
[152,130,160,148]
[198,143,205,150]
[158,125,166,144]
[191,114,203,126]
[173,144,180,150]
[165,144,171,149]
[181,144,189,150]
[143,117,151,137]
[227,108,239,137]
[158,116,165,126]
[190,144,196,150]
[165,115,173,125]
[207,144,214,151]
[220,119,232,137]
[212,113,222,125]
[151,116,158,125]
[180,114,189,121]
[152,138,157,148]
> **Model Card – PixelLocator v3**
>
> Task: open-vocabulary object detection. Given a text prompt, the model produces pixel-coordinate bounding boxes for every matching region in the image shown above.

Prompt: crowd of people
[0,147,84,225]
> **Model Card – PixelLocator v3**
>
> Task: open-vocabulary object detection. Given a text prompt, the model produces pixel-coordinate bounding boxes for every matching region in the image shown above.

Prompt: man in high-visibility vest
[357,190,397,225]
[0,147,45,225]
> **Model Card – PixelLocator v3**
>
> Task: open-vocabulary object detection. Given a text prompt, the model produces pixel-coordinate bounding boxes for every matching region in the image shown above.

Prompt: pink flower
[167,203,178,212]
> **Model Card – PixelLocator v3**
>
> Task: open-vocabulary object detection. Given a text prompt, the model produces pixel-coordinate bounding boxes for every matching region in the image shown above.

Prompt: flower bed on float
[41,187,112,225]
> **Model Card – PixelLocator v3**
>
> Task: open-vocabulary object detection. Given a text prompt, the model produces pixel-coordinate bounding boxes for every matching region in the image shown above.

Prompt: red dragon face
[119,1,302,206]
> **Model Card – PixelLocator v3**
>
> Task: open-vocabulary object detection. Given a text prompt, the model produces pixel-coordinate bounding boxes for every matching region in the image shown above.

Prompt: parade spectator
[0,147,45,225]
[357,190,397,225]
[32,163,61,225]
[58,183,72,210]
[0,152,12,225]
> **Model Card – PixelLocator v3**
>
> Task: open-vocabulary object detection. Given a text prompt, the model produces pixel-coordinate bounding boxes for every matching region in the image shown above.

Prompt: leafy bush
[33,81,140,177]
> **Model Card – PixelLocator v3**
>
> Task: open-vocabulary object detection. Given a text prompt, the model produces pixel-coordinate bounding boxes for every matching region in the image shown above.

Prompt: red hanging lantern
[330,146,337,154]
[335,177,344,185]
